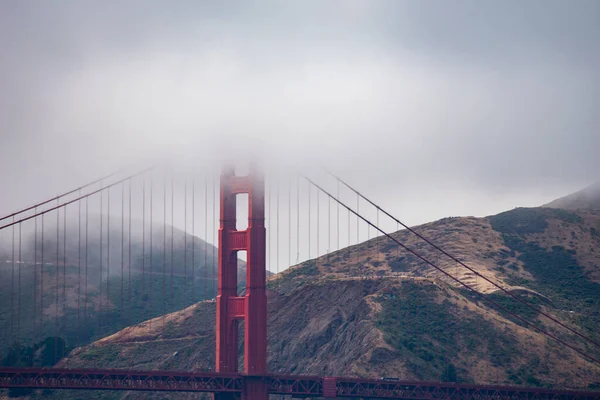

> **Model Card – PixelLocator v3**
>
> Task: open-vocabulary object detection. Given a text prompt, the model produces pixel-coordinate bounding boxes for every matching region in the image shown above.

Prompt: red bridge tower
[216,165,267,400]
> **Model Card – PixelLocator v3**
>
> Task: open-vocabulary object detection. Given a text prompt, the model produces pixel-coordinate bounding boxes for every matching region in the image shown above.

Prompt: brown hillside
[44,208,600,399]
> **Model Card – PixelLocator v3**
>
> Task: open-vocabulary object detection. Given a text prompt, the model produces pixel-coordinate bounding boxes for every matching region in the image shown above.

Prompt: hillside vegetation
[0,221,239,354]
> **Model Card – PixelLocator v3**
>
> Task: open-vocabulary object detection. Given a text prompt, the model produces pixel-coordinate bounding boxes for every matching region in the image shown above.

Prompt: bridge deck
[0,368,599,400]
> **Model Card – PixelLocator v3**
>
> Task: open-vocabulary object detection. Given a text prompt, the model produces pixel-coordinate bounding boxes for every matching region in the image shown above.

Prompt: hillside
[545,181,600,210]
[15,207,600,399]
[0,217,248,354]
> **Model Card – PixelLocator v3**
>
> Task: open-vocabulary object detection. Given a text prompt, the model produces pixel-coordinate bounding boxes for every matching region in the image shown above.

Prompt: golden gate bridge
[0,162,598,400]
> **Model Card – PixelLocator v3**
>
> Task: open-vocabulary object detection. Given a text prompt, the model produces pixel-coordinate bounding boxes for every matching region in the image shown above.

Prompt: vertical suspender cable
[78,190,82,337]
[128,180,132,322]
[62,205,67,354]
[212,175,216,297]
[41,212,45,348]
[142,179,146,326]
[288,179,291,269]
[396,221,400,274]
[171,175,174,310]
[98,192,104,333]
[121,183,125,329]
[347,206,350,253]
[184,180,188,302]
[266,182,273,271]
[296,175,300,264]
[337,180,340,251]
[149,177,153,332]
[375,209,381,262]
[328,190,331,261]
[204,174,208,298]
[107,188,111,328]
[85,198,89,337]
[377,209,380,265]
[17,223,22,362]
[317,189,320,267]
[34,208,38,334]
[128,184,132,368]
[99,191,103,333]
[163,175,167,327]
[356,194,359,264]
[367,215,370,253]
[276,179,280,281]
[56,207,60,358]
[11,217,15,345]
[192,178,195,303]
[308,182,311,260]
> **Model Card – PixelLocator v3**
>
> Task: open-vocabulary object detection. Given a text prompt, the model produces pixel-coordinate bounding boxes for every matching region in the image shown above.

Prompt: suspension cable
[10,217,15,345]
[34,208,38,334]
[184,179,188,304]
[0,166,154,232]
[171,175,175,310]
[192,177,195,304]
[296,175,300,264]
[77,190,82,338]
[99,190,104,333]
[40,213,45,350]
[149,176,154,332]
[308,182,311,260]
[85,197,89,337]
[107,187,111,330]
[277,179,280,280]
[55,205,59,362]
[128,182,134,370]
[0,167,131,222]
[121,182,125,329]
[17,222,22,362]
[212,175,216,297]
[163,175,167,327]
[204,173,208,298]
[303,173,600,365]
[325,169,600,350]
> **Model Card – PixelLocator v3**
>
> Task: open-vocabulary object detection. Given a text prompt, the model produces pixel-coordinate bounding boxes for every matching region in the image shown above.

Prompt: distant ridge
[544,181,600,210]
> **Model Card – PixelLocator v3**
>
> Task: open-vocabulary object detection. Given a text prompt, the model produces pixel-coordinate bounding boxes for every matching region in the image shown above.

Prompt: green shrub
[489,208,549,235]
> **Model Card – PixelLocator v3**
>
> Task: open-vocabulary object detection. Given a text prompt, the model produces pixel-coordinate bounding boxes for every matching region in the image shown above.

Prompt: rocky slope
[8,206,600,399]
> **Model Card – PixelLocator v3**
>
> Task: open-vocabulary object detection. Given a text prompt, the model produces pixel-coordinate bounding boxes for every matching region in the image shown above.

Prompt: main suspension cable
[303,174,600,365]
[0,166,154,232]
[325,169,600,350]
[0,167,131,222]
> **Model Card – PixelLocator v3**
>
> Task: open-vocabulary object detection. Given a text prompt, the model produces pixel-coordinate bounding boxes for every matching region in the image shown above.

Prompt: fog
[1,0,599,238]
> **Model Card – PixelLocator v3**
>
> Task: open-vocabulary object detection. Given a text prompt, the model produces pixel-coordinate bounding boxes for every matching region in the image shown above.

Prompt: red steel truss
[1,368,599,400]
[333,377,600,400]
[0,368,242,393]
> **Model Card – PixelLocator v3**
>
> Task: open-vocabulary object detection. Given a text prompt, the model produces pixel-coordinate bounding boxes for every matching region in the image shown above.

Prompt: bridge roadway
[0,367,599,400]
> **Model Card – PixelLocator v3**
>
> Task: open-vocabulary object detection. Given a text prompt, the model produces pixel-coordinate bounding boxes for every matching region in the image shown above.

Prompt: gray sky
[1,0,599,228]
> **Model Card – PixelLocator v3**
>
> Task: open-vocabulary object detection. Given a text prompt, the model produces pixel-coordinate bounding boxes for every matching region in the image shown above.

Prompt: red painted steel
[1,368,599,400]
[228,297,245,319]
[0,368,243,393]
[244,165,267,378]
[216,166,240,375]
[216,164,268,400]
[228,231,248,251]
[323,377,337,398]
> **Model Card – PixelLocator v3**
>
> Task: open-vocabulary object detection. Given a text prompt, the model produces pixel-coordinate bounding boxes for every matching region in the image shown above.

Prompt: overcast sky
[1,0,599,227]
